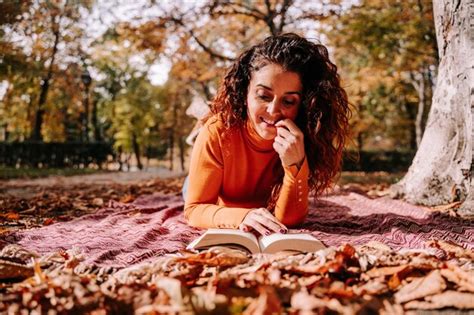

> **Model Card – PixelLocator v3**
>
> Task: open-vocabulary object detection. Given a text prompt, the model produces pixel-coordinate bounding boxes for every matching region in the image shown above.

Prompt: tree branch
[170,17,234,61]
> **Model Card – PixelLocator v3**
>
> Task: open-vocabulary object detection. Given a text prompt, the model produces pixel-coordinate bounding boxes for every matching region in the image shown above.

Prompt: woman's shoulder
[203,114,227,135]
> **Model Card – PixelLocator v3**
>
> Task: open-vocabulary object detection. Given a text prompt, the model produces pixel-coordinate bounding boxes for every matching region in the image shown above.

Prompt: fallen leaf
[394,270,446,304]
[120,195,135,203]
[429,201,462,212]
[404,291,474,310]
[43,218,55,226]
[4,212,20,220]
[243,285,282,315]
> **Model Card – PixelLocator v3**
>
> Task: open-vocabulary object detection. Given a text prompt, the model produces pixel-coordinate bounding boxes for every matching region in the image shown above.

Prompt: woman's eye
[257,95,272,102]
[283,99,296,107]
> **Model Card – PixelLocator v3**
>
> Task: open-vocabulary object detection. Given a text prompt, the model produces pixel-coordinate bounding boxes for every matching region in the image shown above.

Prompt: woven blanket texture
[2,192,473,268]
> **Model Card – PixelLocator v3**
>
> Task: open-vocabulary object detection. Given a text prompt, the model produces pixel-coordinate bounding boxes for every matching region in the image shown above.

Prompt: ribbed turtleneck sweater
[184,115,309,229]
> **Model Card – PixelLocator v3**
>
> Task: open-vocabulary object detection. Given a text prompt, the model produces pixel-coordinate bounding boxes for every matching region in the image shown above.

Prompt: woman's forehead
[249,63,302,92]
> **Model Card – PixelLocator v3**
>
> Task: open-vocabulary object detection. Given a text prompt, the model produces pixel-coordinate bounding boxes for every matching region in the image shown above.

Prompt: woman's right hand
[239,208,288,236]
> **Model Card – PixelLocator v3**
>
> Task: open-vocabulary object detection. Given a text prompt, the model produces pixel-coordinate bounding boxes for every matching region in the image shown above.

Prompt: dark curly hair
[211,33,351,207]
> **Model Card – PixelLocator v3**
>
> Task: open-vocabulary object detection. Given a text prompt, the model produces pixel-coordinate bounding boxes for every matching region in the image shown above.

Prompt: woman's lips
[260,117,279,126]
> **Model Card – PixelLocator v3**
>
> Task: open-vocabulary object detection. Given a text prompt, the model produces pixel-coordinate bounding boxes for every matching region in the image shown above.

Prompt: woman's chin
[257,130,277,140]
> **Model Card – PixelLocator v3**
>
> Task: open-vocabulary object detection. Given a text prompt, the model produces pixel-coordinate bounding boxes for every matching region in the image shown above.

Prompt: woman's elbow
[278,209,308,227]
[184,205,206,228]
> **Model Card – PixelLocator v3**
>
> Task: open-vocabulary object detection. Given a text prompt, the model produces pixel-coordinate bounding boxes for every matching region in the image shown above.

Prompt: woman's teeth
[261,117,277,126]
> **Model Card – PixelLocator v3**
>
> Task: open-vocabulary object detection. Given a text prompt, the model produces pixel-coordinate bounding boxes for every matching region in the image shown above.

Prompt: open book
[186,229,326,254]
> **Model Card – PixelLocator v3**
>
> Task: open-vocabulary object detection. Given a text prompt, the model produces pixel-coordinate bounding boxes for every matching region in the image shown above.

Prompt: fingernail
[265,231,271,236]
[280,229,287,234]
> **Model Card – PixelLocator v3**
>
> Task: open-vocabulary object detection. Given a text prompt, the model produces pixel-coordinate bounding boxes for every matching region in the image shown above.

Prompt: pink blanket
[2,192,473,268]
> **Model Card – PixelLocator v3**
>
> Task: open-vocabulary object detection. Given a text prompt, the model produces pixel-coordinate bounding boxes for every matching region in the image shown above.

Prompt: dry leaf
[366,265,407,278]
[120,195,135,203]
[243,285,282,315]
[178,247,249,267]
[4,212,20,220]
[0,259,34,280]
[429,201,462,212]
[404,291,474,310]
[427,240,474,259]
[394,270,446,304]
[43,218,55,226]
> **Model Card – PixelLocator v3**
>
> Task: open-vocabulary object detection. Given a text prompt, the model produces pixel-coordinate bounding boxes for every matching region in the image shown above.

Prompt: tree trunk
[132,132,143,170]
[31,16,61,142]
[409,71,426,148]
[82,83,90,142]
[179,136,185,171]
[168,129,174,171]
[391,0,472,206]
[91,98,101,141]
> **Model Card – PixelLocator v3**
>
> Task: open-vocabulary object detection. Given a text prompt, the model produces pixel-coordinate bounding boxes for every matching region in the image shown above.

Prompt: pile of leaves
[0,240,472,314]
[0,177,184,234]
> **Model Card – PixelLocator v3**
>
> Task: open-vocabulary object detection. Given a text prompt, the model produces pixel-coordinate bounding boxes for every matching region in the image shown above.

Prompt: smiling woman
[183,33,351,236]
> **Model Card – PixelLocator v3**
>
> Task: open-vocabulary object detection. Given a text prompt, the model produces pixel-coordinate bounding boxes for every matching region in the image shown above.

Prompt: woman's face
[246,63,302,140]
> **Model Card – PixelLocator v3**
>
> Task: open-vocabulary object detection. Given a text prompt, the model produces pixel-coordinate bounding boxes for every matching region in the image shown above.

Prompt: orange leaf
[429,201,462,212]
[43,218,55,226]
[120,195,135,203]
[5,212,20,220]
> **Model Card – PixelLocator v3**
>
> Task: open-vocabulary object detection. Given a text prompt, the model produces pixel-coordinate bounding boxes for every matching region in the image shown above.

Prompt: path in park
[0,167,187,199]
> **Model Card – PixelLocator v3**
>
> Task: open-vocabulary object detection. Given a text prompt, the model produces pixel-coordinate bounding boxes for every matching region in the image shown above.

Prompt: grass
[0,166,109,180]
[338,171,406,186]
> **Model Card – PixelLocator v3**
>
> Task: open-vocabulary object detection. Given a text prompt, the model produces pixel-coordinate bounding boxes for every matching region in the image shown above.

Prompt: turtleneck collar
[243,119,275,152]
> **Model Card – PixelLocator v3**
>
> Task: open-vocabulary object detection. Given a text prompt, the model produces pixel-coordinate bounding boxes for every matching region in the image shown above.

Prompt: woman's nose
[266,98,280,115]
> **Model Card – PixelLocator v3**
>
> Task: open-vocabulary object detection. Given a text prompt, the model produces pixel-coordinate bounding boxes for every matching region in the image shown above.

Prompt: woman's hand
[239,208,288,236]
[273,119,305,168]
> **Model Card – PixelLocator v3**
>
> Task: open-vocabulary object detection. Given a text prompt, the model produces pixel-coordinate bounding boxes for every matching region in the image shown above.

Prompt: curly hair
[211,33,351,206]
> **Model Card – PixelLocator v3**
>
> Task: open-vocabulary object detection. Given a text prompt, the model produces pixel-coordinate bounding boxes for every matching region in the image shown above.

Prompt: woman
[184,33,351,236]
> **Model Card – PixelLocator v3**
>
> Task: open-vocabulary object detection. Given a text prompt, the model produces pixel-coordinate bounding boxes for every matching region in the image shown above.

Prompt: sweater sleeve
[184,120,252,229]
[273,157,310,226]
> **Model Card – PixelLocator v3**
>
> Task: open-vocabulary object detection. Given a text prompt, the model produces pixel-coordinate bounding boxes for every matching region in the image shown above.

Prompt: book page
[258,232,325,254]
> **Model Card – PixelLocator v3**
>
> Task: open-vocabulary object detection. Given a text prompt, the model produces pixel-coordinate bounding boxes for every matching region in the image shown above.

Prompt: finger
[244,217,270,236]
[276,126,294,139]
[275,119,302,135]
[253,213,285,234]
[272,140,284,155]
[273,135,287,147]
[239,223,250,232]
[258,211,288,233]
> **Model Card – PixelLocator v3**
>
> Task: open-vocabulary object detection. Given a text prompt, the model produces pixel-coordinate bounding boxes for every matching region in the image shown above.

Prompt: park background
[1,1,473,313]
[0,0,471,210]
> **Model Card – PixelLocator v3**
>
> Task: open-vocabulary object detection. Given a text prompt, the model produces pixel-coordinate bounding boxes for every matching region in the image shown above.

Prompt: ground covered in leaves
[0,177,184,235]
[0,172,472,314]
[0,241,473,314]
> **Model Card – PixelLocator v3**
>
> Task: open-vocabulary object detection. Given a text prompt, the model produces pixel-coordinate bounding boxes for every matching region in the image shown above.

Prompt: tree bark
[409,70,426,148]
[391,0,472,206]
[132,132,143,170]
[91,98,101,142]
[179,136,185,171]
[31,15,61,141]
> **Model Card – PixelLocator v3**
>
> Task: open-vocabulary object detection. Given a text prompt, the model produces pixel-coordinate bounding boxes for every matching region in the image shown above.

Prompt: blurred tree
[328,0,438,150]
[0,0,92,142]
[108,76,163,170]
[392,0,472,209]
[90,29,169,170]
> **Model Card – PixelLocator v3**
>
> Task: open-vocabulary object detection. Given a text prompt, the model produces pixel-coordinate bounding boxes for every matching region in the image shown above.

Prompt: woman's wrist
[293,156,305,170]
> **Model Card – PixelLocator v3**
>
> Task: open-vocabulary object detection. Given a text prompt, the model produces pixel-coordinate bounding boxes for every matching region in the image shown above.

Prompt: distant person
[184,33,351,236]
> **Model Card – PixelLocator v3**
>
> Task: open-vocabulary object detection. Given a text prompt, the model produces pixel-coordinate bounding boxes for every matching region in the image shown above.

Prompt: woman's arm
[184,119,252,229]
[272,119,310,226]
[274,158,310,226]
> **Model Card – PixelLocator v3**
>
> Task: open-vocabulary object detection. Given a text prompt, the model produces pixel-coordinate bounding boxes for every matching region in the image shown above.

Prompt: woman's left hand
[273,119,305,168]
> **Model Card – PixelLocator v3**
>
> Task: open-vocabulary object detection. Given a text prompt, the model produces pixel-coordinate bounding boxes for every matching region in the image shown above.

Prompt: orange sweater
[184,115,309,229]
